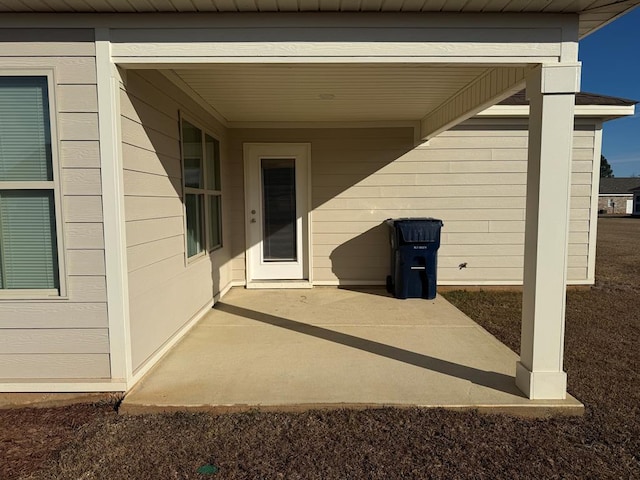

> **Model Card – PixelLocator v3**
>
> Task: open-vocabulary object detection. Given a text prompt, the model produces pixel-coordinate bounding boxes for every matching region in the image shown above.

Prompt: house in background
[0,2,639,402]
[598,177,640,215]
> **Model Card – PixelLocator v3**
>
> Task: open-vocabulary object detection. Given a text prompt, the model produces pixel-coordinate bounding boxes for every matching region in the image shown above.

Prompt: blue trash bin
[385,218,444,300]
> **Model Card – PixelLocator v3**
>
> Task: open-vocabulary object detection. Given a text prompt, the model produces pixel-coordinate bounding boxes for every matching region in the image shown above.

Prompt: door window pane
[0,77,52,181]
[182,121,203,188]
[0,190,58,289]
[185,193,204,257]
[262,158,296,262]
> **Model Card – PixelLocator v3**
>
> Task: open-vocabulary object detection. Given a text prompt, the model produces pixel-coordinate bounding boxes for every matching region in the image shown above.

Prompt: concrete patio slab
[121,288,583,416]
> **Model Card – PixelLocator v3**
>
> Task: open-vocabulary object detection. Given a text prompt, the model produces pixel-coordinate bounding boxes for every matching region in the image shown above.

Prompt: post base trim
[515,361,567,400]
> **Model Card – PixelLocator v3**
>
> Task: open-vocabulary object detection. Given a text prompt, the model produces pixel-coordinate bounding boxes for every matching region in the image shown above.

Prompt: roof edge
[500,90,638,107]
[579,3,640,39]
[479,104,636,120]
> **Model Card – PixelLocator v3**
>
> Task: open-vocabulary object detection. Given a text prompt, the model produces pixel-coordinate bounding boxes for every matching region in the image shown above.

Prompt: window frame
[179,113,223,264]
[0,69,67,299]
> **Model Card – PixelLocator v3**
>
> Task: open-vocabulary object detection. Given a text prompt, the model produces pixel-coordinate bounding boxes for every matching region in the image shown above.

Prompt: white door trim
[243,143,312,287]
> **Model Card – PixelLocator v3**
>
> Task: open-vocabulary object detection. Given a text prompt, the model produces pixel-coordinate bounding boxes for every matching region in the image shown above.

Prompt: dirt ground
[1,217,639,479]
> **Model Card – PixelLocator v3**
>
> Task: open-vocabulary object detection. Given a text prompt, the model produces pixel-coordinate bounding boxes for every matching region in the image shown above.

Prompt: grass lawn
[1,217,639,479]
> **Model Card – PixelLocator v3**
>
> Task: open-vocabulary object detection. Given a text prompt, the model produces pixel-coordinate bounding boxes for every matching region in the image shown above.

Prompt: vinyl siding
[0,30,111,380]
[121,70,231,374]
[230,120,597,286]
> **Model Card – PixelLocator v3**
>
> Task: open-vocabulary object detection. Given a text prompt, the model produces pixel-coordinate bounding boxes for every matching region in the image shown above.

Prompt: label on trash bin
[413,245,428,249]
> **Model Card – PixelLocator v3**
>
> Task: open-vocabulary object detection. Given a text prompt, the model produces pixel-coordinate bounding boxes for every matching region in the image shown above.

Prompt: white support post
[516,63,581,400]
[96,28,133,388]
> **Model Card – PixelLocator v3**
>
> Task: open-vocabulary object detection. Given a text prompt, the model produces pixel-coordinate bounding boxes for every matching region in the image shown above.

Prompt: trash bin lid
[388,218,443,243]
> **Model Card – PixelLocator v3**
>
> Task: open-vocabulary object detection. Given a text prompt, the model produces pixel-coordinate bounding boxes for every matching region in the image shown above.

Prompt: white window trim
[179,111,223,265]
[0,69,67,300]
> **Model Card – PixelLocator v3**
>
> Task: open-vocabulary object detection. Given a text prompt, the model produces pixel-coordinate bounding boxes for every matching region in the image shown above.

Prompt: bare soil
[2,217,639,479]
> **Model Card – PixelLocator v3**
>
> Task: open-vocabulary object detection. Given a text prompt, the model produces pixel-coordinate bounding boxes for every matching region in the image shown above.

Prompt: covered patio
[103,11,583,401]
[120,288,582,415]
[3,4,628,397]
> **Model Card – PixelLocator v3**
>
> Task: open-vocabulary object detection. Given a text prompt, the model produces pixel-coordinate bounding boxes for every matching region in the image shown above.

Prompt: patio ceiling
[169,63,494,123]
[1,0,638,37]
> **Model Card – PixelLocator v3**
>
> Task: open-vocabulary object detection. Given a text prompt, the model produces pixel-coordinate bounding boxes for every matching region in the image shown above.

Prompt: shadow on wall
[124,71,184,200]
[228,127,416,265]
[123,70,228,297]
[329,223,389,285]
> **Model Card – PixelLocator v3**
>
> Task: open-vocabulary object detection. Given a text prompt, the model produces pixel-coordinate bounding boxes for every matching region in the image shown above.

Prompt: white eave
[0,0,638,38]
[479,103,637,120]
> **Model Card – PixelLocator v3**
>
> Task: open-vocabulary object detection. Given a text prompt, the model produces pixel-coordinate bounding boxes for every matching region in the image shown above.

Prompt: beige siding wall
[0,30,111,380]
[228,128,415,284]
[414,119,595,284]
[121,70,231,373]
[230,120,597,286]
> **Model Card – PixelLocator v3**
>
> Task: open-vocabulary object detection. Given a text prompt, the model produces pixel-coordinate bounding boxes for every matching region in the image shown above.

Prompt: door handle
[250,218,256,223]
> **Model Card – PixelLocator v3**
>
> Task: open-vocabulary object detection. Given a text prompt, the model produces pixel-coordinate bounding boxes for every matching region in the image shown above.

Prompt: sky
[579,6,640,177]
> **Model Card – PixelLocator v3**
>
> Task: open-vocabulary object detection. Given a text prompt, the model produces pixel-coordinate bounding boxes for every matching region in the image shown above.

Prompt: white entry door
[244,143,310,281]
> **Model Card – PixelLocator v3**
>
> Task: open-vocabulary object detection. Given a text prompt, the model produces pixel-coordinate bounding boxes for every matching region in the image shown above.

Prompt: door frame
[243,143,312,288]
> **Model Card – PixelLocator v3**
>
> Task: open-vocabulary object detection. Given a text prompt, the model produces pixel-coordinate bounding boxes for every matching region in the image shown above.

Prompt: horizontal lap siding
[311,128,432,286]
[121,70,231,373]
[227,127,414,283]
[231,121,596,286]
[426,121,594,284]
[225,148,246,283]
[0,31,111,381]
[228,127,416,283]
[316,121,595,285]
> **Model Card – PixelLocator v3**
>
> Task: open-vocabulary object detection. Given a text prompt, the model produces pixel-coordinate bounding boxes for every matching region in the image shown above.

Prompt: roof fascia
[478,104,636,120]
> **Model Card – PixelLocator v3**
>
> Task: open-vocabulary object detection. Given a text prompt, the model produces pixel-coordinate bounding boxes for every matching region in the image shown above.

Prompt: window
[0,75,63,294]
[181,118,222,259]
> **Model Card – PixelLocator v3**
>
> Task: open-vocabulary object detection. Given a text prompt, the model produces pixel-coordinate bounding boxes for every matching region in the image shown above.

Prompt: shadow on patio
[214,302,516,395]
[121,288,582,416]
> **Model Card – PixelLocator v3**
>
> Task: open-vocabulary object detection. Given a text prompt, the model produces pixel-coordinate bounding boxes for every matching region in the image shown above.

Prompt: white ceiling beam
[113,57,549,66]
[420,66,529,140]
[102,14,573,64]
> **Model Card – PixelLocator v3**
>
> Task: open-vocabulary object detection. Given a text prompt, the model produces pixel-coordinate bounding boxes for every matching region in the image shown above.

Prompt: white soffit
[0,1,638,37]
[170,64,492,123]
